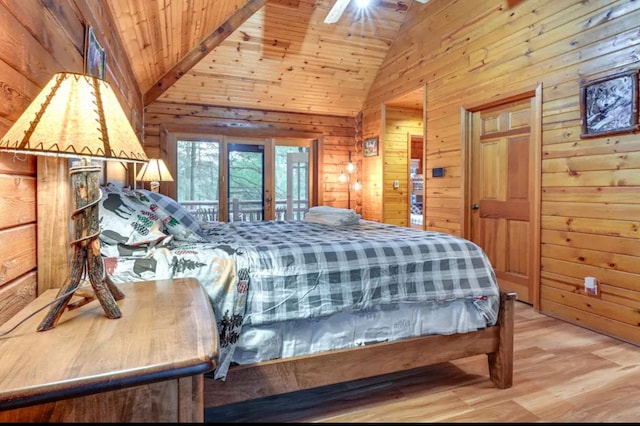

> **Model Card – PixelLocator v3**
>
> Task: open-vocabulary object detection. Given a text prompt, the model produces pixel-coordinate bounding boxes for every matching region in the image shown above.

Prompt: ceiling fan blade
[324,0,351,24]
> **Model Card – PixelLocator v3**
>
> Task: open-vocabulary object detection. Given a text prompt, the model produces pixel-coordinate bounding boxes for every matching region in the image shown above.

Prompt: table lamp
[0,72,149,331]
[136,158,174,193]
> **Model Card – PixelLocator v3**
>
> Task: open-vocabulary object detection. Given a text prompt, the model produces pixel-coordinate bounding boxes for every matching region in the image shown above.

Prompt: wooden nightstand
[0,278,218,422]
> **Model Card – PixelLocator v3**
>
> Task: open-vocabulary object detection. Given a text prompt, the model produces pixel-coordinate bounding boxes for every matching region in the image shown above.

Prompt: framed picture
[580,70,639,138]
[363,137,379,157]
[85,25,106,79]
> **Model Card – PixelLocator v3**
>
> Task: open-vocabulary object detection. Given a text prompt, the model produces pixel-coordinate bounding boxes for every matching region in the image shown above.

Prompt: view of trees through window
[275,145,309,220]
[176,139,310,221]
[176,140,219,203]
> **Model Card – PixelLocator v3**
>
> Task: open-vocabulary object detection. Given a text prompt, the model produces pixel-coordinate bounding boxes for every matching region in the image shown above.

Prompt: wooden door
[469,98,536,304]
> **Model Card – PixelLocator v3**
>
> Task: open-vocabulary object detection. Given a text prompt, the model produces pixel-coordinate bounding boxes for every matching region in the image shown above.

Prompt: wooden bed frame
[203,291,517,408]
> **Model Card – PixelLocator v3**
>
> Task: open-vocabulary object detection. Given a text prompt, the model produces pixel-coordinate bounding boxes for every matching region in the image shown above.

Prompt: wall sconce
[339,151,360,209]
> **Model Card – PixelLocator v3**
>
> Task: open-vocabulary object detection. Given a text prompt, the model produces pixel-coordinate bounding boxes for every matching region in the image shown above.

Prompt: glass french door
[275,148,309,220]
[227,141,267,222]
[172,135,313,223]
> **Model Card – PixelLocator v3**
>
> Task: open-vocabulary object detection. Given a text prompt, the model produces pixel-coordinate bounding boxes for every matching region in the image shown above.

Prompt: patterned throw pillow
[99,187,170,246]
[130,189,205,243]
[135,190,201,232]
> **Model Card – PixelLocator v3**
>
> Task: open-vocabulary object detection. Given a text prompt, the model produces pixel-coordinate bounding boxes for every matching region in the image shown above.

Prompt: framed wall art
[580,70,639,138]
[85,25,106,79]
[363,136,379,157]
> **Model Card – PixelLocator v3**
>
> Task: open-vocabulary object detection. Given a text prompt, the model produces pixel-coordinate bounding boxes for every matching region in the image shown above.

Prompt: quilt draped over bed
[104,218,499,380]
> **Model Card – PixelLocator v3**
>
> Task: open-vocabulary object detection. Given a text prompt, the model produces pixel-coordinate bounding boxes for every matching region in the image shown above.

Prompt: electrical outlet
[584,276,598,295]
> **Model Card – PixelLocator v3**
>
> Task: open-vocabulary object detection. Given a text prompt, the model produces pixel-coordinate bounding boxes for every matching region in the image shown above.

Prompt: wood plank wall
[143,101,358,210]
[362,0,640,344]
[382,106,423,227]
[0,1,140,325]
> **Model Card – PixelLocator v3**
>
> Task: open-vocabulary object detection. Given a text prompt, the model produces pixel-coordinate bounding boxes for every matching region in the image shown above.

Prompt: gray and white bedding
[98,187,500,380]
[197,220,499,327]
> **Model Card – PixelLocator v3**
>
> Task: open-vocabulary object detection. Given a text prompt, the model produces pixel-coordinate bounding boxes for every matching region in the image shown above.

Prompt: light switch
[393,180,400,189]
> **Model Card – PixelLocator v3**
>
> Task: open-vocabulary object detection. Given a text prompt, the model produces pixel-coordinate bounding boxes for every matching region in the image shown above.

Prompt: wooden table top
[0,278,218,411]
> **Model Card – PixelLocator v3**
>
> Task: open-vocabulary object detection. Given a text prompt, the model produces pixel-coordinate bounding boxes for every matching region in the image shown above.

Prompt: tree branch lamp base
[37,160,124,332]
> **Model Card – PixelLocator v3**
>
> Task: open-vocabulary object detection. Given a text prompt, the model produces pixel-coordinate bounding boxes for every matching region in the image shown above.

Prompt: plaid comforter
[199,220,499,327]
[106,219,499,380]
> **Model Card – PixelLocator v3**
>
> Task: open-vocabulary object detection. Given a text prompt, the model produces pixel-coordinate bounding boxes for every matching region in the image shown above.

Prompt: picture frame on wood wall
[363,137,379,157]
[579,69,639,138]
[85,25,106,79]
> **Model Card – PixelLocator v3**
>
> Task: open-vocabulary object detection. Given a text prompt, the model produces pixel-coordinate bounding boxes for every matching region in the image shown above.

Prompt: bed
[98,186,515,409]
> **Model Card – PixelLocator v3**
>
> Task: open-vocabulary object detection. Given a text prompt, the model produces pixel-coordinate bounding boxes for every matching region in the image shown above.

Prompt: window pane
[228,143,263,222]
[176,140,219,220]
[275,145,309,220]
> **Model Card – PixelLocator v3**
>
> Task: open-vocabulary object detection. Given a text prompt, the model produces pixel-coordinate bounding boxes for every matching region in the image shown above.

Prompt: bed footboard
[203,291,516,408]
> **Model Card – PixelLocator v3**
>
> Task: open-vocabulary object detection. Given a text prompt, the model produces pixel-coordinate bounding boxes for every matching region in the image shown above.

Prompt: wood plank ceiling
[106,0,423,117]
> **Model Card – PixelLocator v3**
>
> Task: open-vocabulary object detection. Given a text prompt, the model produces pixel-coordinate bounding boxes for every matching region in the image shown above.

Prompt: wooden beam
[143,0,267,106]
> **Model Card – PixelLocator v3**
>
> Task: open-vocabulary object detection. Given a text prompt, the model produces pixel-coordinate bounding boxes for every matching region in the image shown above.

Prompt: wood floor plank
[204,302,640,423]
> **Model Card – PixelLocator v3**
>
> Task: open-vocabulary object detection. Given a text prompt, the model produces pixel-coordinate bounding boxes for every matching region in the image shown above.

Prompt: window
[275,145,309,220]
[172,135,315,223]
[176,139,220,222]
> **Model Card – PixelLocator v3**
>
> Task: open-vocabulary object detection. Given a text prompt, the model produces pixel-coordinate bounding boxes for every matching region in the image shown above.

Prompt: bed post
[487,291,517,388]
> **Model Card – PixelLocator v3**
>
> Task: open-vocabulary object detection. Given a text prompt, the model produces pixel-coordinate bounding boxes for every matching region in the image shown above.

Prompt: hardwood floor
[204,301,640,422]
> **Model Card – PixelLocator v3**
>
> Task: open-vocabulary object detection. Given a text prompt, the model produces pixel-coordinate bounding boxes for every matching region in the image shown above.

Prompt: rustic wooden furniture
[203,291,516,408]
[0,278,217,423]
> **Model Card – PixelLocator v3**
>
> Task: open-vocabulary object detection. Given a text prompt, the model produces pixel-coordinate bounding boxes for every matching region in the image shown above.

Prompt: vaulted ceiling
[106,0,425,117]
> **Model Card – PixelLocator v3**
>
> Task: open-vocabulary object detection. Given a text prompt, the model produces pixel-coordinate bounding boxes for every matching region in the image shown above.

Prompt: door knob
[471,204,479,210]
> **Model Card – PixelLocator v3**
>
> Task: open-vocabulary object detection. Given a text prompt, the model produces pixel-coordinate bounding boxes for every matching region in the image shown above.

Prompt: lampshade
[135,158,174,182]
[0,72,148,163]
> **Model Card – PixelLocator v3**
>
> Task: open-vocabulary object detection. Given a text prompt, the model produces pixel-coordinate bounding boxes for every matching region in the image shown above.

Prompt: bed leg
[487,291,517,388]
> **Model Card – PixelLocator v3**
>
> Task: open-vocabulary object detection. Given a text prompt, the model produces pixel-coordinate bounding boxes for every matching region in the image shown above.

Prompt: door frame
[407,133,424,230]
[461,84,542,310]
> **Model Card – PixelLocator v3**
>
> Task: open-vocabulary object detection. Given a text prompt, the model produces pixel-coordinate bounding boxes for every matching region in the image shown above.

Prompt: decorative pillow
[134,189,201,233]
[129,189,206,243]
[99,187,169,246]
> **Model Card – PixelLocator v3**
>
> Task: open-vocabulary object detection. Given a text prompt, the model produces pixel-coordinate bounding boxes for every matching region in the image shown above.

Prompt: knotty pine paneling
[363,0,640,344]
[0,0,141,324]
[382,106,422,227]
[0,272,36,326]
[144,101,358,211]
[0,152,36,175]
[152,0,407,117]
[0,225,36,285]
[0,175,36,230]
[361,106,384,222]
[107,0,247,95]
